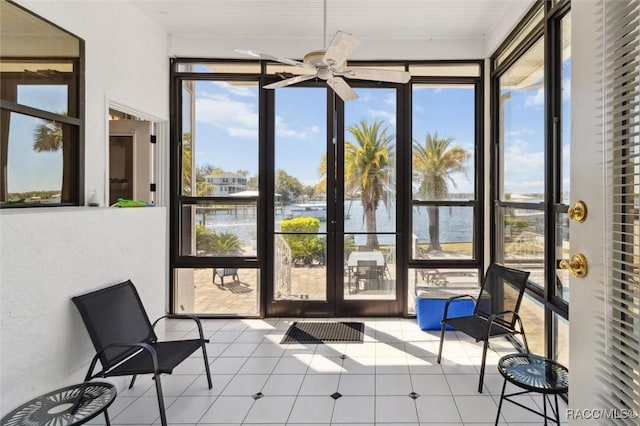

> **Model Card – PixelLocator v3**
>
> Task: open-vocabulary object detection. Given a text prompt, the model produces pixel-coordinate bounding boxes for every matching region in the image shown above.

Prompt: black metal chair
[72,280,212,426]
[437,263,530,393]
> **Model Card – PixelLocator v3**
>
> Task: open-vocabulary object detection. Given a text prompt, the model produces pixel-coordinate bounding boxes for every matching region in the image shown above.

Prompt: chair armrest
[442,294,476,321]
[151,314,209,343]
[99,342,160,374]
[485,311,529,352]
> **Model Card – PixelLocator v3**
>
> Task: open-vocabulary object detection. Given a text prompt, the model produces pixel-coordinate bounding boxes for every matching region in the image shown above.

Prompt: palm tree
[413,131,469,251]
[344,119,395,249]
[33,119,72,202]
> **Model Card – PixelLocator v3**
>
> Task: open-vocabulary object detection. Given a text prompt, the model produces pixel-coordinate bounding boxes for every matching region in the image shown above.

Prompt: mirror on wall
[0,0,83,207]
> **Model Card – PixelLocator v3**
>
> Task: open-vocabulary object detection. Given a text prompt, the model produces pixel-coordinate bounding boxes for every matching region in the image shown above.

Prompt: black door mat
[281,321,364,344]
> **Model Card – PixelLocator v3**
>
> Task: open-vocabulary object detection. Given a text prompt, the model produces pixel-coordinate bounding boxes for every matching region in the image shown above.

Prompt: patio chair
[356,260,382,291]
[72,280,212,426]
[436,263,530,393]
[212,267,239,285]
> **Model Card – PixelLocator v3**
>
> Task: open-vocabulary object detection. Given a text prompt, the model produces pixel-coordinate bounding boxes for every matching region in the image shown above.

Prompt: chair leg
[104,409,111,426]
[437,322,446,364]
[494,377,507,425]
[201,342,213,389]
[129,375,137,389]
[153,373,168,426]
[478,339,489,393]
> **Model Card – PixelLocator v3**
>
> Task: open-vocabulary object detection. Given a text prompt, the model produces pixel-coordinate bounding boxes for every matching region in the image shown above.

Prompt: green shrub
[280,217,325,265]
[196,225,242,255]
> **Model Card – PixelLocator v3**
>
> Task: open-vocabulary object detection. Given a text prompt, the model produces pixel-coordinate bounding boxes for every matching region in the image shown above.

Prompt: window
[408,73,483,311]
[0,0,83,207]
[172,59,484,317]
[491,0,570,365]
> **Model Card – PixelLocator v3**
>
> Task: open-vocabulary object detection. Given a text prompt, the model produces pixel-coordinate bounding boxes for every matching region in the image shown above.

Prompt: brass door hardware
[559,253,588,278]
[568,200,588,223]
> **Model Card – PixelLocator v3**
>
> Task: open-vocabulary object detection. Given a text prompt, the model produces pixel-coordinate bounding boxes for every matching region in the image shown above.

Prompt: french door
[266,85,404,316]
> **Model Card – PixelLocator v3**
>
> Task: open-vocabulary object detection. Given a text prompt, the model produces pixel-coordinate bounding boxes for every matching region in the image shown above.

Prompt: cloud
[366,108,396,128]
[209,81,257,98]
[275,115,321,140]
[503,137,545,193]
[525,87,544,107]
[505,128,535,137]
[195,93,258,139]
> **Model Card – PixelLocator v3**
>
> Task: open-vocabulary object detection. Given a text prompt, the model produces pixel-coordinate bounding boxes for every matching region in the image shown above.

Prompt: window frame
[0,1,84,208]
[490,0,571,366]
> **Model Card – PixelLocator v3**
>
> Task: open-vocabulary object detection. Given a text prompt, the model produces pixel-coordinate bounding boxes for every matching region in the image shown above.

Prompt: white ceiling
[130,0,534,60]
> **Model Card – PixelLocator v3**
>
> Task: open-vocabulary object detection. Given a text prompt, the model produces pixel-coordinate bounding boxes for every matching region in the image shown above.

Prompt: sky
[8,59,570,197]
[191,75,567,196]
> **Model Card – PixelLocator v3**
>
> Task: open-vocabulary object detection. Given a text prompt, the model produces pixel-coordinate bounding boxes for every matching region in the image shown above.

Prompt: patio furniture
[355,260,382,292]
[1,381,116,426]
[437,263,530,393]
[213,267,239,285]
[495,353,568,425]
[346,251,385,293]
[72,280,212,426]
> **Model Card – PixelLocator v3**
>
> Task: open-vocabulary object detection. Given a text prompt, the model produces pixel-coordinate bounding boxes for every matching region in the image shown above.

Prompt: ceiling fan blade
[343,67,411,84]
[327,77,358,101]
[323,31,360,69]
[264,74,316,89]
[234,48,306,68]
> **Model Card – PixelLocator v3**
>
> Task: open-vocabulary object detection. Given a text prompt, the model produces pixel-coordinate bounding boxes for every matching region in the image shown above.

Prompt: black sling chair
[437,263,530,393]
[72,280,212,426]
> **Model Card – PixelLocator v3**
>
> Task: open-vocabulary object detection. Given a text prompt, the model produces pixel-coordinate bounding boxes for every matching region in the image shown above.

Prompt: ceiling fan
[234,30,411,101]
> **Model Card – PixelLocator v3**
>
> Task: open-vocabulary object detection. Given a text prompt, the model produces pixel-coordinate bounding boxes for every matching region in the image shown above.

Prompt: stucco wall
[0,207,167,413]
[1,1,170,414]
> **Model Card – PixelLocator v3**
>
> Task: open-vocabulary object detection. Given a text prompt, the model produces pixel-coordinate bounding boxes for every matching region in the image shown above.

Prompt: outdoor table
[495,353,568,425]
[1,381,117,426]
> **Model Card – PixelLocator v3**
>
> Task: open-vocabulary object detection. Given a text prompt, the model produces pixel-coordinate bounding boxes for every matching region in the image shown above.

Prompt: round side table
[495,353,568,426]
[1,382,116,426]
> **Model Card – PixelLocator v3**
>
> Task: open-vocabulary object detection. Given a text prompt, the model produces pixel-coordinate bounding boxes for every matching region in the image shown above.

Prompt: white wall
[1,1,170,414]
[0,207,167,413]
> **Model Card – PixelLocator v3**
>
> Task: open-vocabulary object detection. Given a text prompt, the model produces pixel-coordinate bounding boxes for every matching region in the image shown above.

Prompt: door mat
[281,321,364,344]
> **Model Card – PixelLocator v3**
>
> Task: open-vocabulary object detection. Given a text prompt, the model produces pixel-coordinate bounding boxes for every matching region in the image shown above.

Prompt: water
[197,200,474,246]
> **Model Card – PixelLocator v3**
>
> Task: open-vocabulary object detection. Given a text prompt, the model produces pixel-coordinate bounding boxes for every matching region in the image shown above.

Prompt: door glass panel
[344,234,395,300]
[181,80,259,197]
[344,88,397,301]
[274,87,327,301]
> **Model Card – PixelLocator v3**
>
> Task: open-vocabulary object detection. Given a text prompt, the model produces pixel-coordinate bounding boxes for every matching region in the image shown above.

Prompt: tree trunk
[365,200,379,249]
[427,206,441,251]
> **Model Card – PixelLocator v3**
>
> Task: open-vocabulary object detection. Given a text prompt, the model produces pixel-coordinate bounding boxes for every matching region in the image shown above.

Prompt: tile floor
[91,318,568,425]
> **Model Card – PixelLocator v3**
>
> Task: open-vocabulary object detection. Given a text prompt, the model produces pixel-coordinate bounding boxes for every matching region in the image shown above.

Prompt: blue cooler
[416,297,475,330]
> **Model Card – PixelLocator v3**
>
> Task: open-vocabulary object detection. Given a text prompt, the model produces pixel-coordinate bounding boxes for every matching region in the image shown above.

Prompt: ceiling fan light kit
[234,30,411,101]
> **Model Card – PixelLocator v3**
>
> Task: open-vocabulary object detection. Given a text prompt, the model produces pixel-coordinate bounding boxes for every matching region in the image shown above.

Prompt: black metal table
[495,353,568,425]
[1,382,116,426]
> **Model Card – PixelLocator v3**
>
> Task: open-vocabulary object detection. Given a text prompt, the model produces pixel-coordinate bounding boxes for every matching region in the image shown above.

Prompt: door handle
[559,253,588,278]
